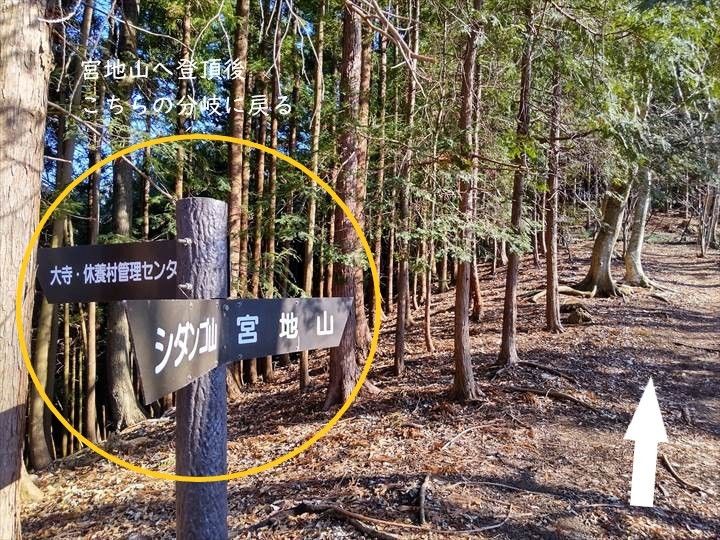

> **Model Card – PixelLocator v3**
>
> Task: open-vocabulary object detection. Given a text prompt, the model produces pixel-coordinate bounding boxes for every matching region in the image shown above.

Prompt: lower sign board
[125,297,352,404]
[37,240,178,303]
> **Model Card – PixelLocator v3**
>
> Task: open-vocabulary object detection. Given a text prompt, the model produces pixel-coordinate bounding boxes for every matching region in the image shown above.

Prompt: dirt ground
[22,216,720,539]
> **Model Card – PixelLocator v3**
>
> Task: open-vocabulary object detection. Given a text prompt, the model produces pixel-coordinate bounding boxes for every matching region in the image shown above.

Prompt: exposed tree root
[660,454,713,495]
[502,385,599,412]
[517,360,579,385]
[521,285,596,304]
[360,380,382,396]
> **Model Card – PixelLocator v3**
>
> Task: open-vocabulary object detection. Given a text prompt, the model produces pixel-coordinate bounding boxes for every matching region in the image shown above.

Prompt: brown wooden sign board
[125,297,352,404]
[37,240,178,303]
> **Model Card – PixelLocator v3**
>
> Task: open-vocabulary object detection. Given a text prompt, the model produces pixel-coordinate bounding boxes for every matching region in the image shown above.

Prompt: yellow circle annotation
[15,133,381,483]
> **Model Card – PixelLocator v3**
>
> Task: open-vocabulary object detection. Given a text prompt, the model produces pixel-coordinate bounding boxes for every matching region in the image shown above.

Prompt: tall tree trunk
[498,2,534,367]
[373,29,388,317]
[107,0,146,429]
[61,305,71,455]
[545,58,564,333]
[86,75,101,444]
[624,167,653,286]
[30,1,94,467]
[300,0,326,391]
[324,2,361,409]
[227,0,250,398]
[263,9,284,383]
[576,178,632,296]
[451,0,483,401]
[387,205,396,311]
[251,90,267,299]
[354,23,373,360]
[246,82,267,386]
[0,1,52,535]
[394,0,419,377]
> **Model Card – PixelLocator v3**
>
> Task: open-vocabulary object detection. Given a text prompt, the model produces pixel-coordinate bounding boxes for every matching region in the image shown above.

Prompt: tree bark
[324,2,362,410]
[300,0,326,391]
[353,23,373,361]
[227,0,250,398]
[624,167,653,286]
[451,0,483,401]
[0,1,52,535]
[498,2,534,367]
[29,0,94,468]
[86,75,101,443]
[576,178,632,296]
[372,29,388,317]
[394,0,419,377]
[107,0,146,429]
[545,58,564,333]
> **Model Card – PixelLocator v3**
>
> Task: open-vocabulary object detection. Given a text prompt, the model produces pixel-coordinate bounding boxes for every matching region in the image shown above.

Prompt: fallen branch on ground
[249,500,512,536]
[502,385,599,412]
[441,425,490,451]
[517,360,579,385]
[660,454,712,495]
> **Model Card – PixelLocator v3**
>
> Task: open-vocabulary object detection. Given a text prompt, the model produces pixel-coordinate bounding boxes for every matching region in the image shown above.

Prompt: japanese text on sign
[49,259,176,286]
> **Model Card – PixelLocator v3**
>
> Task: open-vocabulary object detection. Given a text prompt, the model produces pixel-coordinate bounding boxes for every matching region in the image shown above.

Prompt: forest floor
[22,215,720,539]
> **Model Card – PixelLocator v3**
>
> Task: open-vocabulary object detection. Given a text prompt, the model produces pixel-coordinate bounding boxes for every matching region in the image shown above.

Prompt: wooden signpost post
[37,197,352,540]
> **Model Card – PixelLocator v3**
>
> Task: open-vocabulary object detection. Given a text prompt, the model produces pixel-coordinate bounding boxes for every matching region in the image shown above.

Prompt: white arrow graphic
[624,378,668,507]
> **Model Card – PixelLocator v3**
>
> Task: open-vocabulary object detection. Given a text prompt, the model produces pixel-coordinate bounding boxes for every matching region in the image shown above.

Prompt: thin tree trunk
[300,0,325,391]
[107,0,146,429]
[451,0,483,401]
[624,167,653,286]
[394,0,419,376]
[373,30,388,317]
[387,207,396,312]
[85,83,100,443]
[354,23,373,360]
[262,9,284,384]
[545,57,564,333]
[498,2,534,367]
[324,3,361,409]
[470,246,482,322]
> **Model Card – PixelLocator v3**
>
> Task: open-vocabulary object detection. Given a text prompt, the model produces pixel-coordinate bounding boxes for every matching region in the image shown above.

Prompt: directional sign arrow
[125,297,352,404]
[624,377,668,507]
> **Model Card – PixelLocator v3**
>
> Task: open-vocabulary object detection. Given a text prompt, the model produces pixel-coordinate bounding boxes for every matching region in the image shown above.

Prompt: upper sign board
[37,240,178,303]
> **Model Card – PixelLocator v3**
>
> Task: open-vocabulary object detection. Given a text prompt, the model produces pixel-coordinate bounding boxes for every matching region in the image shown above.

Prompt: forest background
[0,0,718,537]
